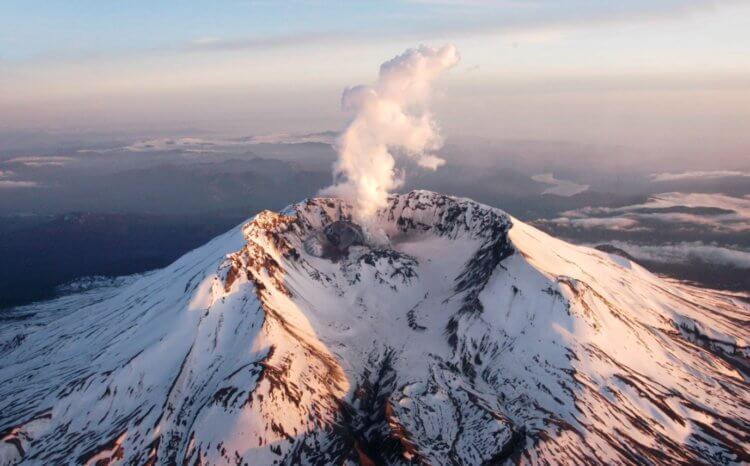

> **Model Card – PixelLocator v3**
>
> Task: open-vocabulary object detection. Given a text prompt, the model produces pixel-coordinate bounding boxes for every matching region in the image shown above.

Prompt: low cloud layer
[544,192,750,233]
[4,156,75,167]
[0,169,39,189]
[649,170,750,182]
[531,173,589,197]
[0,180,39,189]
[118,132,337,153]
[544,216,642,231]
[605,240,750,269]
[321,45,459,219]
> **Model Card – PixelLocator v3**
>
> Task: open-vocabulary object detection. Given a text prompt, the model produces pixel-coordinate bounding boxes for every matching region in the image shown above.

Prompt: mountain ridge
[1,190,748,465]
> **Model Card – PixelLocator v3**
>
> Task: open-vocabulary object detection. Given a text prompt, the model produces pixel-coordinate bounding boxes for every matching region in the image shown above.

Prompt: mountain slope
[1,191,748,465]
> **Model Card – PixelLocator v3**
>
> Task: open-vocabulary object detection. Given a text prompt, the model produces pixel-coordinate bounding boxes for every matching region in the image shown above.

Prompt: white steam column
[321,44,460,221]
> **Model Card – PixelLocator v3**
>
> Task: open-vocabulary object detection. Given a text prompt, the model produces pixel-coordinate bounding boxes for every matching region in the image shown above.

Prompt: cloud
[180,1,733,57]
[0,168,40,188]
[183,31,348,53]
[113,132,337,153]
[649,170,750,182]
[541,216,643,231]
[321,44,459,220]
[605,240,750,269]
[123,137,219,153]
[402,0,743,40]
[4,156,75,167]
[553,192,750,233]
[235,131,337,145]
[0,180,39,189]
[5,0,734,67]
[531,173,589,197]
[633,192,750,221]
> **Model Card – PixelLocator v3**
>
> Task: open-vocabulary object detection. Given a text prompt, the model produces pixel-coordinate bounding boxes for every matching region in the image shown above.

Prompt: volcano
[1,191,748,465]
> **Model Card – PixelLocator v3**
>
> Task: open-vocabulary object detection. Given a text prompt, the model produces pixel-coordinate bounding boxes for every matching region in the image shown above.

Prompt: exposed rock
[1,191,748,465]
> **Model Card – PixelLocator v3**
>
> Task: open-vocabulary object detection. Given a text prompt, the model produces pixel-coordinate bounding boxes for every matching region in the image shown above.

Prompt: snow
[0,190,748,465]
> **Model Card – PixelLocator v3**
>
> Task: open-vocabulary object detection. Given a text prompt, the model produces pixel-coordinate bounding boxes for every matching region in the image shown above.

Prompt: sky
[1,0,749,164]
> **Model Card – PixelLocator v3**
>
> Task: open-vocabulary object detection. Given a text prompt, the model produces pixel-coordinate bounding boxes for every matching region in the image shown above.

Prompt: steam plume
[321,45,459,219]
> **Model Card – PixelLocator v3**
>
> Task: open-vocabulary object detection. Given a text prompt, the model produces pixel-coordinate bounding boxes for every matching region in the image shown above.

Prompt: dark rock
[324,221,364,251]
[305,220,366,261]
[595,244,636,262]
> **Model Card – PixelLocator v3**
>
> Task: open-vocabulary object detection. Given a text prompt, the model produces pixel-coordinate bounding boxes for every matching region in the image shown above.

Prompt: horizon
[1,1,749,166]
[1,4,749,464]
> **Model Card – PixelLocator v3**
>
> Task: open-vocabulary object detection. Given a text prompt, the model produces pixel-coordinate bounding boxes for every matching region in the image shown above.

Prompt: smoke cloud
[321,44,459,219]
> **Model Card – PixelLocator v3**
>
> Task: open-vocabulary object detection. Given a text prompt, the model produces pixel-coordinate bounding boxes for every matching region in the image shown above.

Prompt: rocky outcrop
[0,191,748,465]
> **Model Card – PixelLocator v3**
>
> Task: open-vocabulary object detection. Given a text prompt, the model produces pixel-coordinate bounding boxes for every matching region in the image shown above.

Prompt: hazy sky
[1,0,749,163]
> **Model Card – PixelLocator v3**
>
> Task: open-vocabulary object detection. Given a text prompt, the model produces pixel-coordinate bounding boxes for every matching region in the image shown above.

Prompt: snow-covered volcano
[1,191,748,465]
